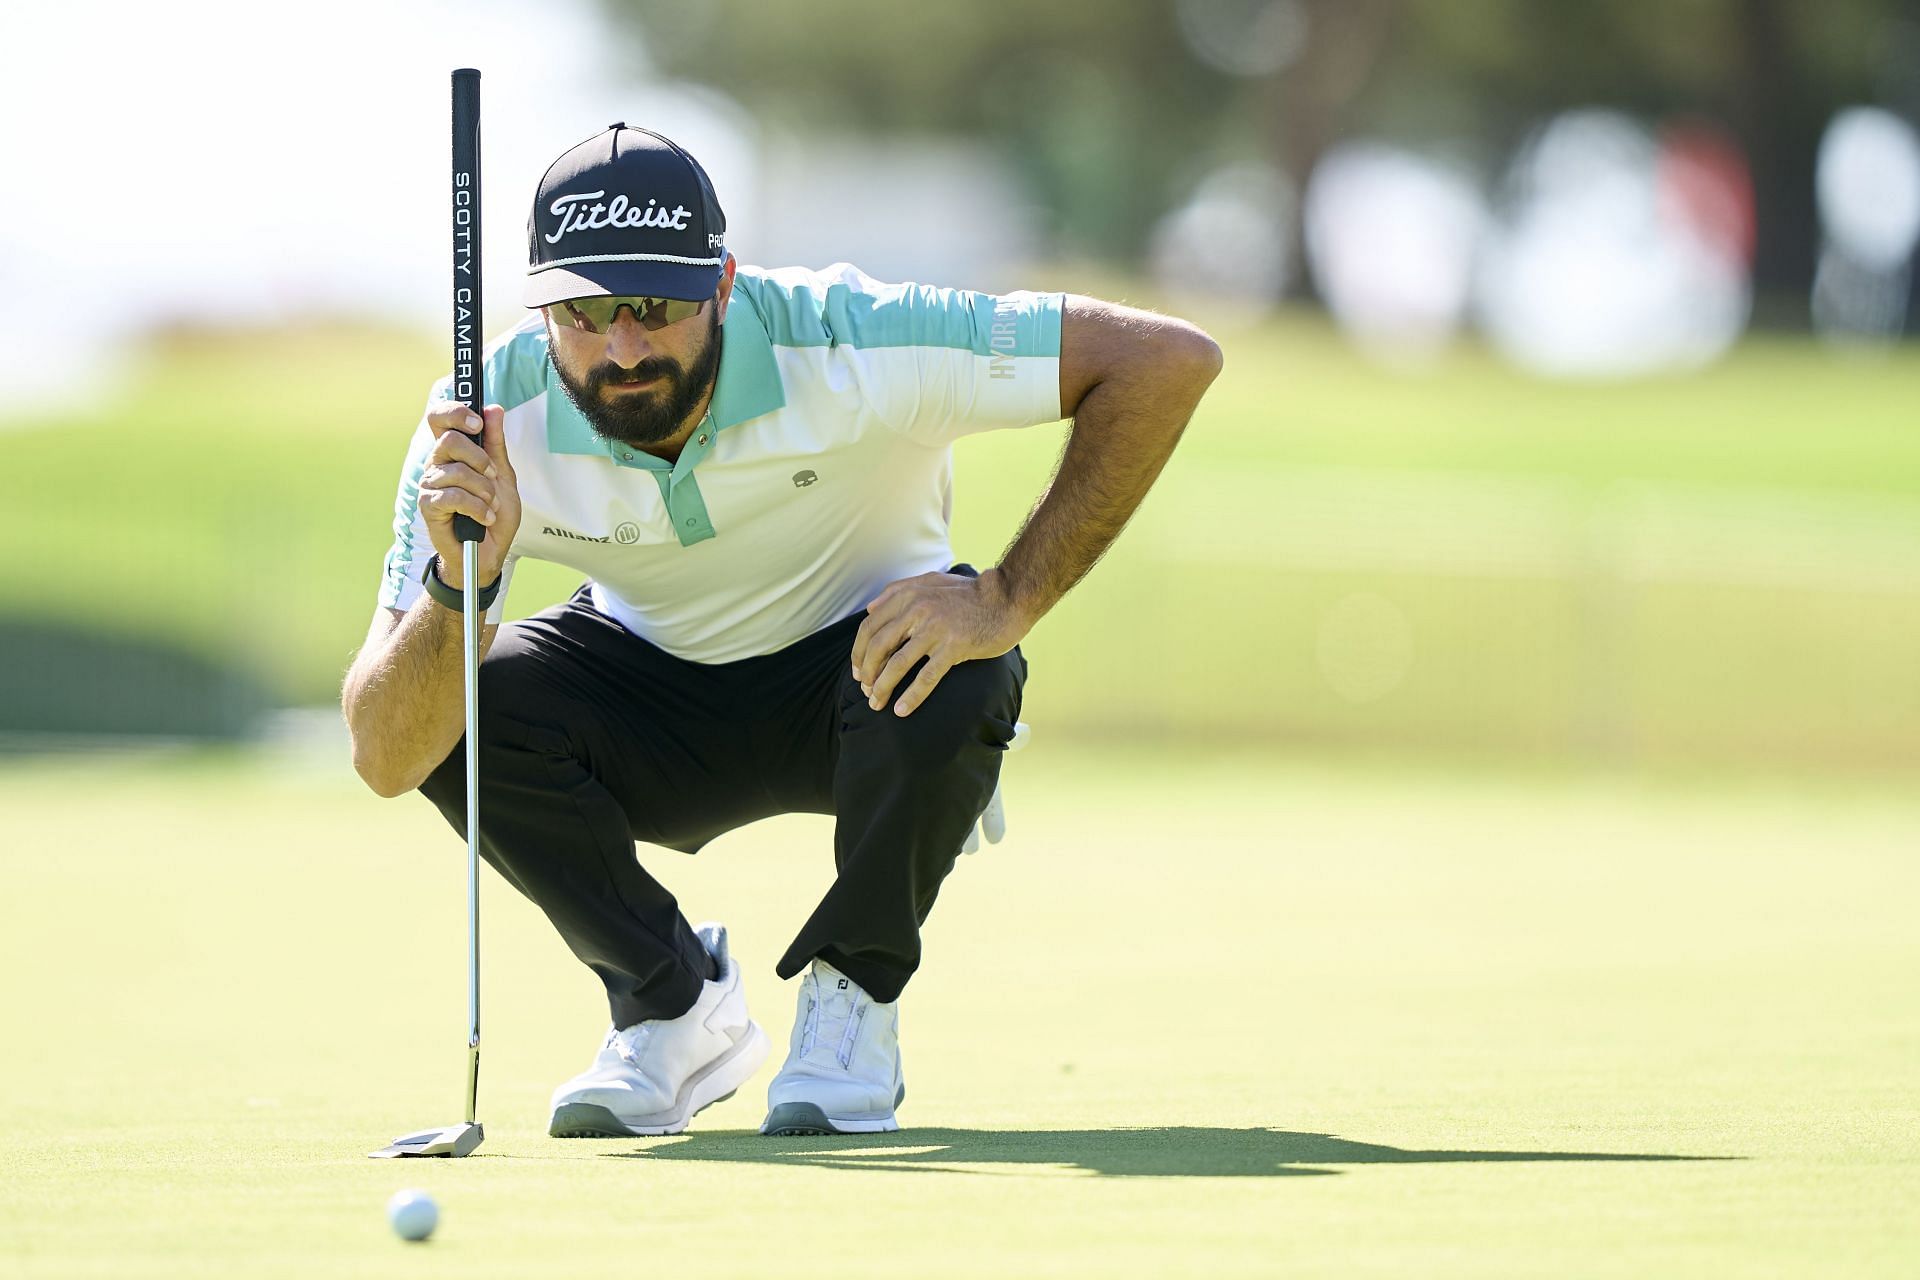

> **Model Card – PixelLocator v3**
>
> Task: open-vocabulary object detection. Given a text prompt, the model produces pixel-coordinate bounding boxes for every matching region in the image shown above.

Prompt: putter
[370,66,488,1160]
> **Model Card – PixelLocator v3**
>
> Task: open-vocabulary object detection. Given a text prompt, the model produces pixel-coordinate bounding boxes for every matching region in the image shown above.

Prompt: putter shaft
[463,538,482,1126]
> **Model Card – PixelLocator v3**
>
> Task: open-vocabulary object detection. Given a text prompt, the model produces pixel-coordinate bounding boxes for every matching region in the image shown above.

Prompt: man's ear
[715,254,737,322]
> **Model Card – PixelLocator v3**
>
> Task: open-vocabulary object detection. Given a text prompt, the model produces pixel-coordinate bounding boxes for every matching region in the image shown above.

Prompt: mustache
[589,356,681,389]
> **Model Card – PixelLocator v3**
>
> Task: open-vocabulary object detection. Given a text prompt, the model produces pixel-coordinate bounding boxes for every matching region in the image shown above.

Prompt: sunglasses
[552,295,707,334]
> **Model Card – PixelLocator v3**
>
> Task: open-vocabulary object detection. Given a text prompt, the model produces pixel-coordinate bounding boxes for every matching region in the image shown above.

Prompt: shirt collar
[708,288,786,429]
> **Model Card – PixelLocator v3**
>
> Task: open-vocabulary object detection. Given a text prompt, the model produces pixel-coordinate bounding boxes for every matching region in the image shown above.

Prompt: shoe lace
[610,1022,654,1069]
[795,973,865,1069]
[797,994,821,1058]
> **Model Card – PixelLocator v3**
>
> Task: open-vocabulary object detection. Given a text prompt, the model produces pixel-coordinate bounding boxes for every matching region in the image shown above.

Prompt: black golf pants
[417,568,1027,1029]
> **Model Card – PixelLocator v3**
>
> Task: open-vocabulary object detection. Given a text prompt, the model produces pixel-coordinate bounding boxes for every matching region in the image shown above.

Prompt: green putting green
[3,744,1916,1276]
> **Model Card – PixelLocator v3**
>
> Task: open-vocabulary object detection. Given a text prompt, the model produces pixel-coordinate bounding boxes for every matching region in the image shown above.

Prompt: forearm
[342,599,498,797]
[990,329,1220,626]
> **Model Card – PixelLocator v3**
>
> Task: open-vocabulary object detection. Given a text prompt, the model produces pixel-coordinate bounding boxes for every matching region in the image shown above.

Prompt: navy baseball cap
[523,123,728,308]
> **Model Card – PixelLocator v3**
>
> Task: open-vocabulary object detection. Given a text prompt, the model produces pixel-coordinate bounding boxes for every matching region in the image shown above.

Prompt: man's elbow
[360,767,420,794]
[1124,315,1222,403]
[346,722,421,799]
[1167,321,1224,390]
[351,746,414,799]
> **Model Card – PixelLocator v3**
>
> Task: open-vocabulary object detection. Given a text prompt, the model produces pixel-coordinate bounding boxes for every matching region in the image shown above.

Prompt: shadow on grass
[599,1127,1731,1178]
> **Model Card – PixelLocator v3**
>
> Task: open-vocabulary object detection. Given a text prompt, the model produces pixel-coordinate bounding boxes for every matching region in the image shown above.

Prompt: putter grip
[451,69,485,545]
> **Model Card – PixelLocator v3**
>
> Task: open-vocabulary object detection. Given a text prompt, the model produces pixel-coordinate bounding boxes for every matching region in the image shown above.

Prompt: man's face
[544,291,725,448]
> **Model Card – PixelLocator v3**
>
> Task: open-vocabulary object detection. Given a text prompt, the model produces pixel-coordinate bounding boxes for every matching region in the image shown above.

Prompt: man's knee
[861,654,1022,771]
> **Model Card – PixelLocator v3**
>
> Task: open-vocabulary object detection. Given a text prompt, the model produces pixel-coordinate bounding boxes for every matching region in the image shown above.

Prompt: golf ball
[387,1189,438,1242]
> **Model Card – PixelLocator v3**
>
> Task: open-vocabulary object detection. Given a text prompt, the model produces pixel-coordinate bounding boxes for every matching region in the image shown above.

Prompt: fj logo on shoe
[837,979,848,989]
[793,470,818,488]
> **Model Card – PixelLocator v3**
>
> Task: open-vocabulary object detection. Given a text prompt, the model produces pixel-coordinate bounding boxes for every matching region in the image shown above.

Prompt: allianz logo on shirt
[543,525,609,544]
[544,191,692,244]
[543,524,644,545]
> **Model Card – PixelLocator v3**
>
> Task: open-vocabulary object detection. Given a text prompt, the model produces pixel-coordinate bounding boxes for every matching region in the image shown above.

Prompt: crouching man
[342,123,1221,1137]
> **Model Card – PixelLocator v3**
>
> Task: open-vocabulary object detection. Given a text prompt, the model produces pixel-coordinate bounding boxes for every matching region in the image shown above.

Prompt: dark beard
[548,309,722,448]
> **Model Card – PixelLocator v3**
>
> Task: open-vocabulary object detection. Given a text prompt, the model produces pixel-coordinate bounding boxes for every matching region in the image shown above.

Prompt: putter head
[369,1121,484,1159]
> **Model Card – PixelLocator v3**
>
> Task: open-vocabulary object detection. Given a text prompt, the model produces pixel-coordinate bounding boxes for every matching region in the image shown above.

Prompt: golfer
[342,124,1221,1137]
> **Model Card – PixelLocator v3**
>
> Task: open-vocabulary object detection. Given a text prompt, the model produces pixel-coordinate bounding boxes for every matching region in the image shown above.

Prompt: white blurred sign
[1304,143,1486,364]
[1476,111,1753,378]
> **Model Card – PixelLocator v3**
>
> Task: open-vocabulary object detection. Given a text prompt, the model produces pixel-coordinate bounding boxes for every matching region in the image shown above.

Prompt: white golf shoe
[548,922,770,1137]
[760,959,905,1135]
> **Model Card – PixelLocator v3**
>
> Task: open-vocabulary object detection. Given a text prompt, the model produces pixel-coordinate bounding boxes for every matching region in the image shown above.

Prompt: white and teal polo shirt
[378,262,1064,663]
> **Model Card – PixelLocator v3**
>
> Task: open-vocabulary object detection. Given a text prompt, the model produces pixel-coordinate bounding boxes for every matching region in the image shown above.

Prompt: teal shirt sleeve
[738,263,1065,446]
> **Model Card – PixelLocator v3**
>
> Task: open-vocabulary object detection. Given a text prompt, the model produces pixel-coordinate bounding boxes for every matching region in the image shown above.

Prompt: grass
[2,314,1919,766]
[1,745,1917,1276]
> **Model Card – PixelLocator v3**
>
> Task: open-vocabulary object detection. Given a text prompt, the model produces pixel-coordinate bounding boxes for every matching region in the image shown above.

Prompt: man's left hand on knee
[852,569,1031,717]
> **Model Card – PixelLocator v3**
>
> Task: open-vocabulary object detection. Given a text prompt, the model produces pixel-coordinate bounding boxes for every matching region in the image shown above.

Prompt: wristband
[422,554,502,613]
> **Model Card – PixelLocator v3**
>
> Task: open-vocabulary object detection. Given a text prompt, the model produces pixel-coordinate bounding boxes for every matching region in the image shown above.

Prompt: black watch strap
[422,555,502,612]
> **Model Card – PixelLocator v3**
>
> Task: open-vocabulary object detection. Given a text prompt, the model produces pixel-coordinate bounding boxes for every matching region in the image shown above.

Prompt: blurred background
[3,0,1918,775]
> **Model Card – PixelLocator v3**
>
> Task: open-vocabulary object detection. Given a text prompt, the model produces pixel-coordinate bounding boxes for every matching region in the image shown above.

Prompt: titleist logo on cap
[544,191,693,244]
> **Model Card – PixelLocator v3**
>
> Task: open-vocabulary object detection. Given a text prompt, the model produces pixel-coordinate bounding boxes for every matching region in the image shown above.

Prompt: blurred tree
[603,0,1916,317]
[1372,0,1910,316]
[602,0,1245,260]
